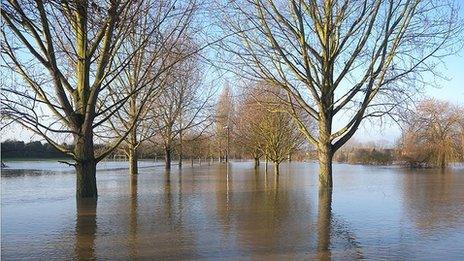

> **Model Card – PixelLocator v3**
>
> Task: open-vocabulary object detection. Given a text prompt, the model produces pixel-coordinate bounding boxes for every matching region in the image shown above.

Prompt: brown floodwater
[1,161,464,260]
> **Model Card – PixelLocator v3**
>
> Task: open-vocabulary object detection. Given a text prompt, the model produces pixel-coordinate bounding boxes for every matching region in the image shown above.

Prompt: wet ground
[2,161,464,260]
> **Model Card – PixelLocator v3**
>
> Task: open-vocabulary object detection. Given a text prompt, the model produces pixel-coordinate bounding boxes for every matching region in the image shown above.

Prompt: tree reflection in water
[317,188,332,260]
[129,174,139,259]
[75,198,97,260]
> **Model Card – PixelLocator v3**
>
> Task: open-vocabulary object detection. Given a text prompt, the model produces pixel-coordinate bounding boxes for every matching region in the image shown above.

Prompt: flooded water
[2,161,464,260]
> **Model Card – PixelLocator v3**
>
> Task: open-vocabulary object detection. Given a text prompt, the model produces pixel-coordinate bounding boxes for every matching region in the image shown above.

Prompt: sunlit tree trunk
[273,162,279,176]
[128,127,138,176]
[75,133,97,198]
[128,147,138,176]
[318,109,334,188]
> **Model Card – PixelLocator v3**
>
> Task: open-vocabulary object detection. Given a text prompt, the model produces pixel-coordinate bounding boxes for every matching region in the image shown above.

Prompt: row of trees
[1,140,69,159]
[1,0,211,197]
[1,0,461,198]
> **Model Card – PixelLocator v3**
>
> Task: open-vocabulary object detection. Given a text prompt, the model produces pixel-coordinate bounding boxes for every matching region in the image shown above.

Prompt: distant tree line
[335,147,395,165]
[1,140,71,159]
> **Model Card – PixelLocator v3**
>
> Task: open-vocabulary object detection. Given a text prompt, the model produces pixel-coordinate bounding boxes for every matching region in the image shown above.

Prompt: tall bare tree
[104,1,199,176]
[217,0,462,188]
[151,42,213,170]
[2,0,162,197]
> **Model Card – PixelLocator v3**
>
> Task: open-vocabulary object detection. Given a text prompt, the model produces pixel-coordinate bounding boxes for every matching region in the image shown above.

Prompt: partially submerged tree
[1,0,158,197]
[235,83,305,173]
[218,0,462,188]
[398,99,464,168]
[259,106,303,175]
[235,89,265,168]
[105,1,199,176]
[151,42,213,170]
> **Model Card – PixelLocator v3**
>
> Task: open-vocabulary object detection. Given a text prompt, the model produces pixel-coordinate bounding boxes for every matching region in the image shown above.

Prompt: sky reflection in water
[2,162,464,259]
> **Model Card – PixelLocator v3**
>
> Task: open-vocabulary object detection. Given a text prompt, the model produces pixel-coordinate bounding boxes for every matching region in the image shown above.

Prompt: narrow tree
[215,85,235,163]
[235,90,264,168]
[218,0,462,188]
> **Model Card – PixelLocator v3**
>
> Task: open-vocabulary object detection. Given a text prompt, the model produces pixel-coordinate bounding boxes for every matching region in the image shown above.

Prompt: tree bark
[318,143,333,188]
[128,146,138,176]
[264,157,268,173]
[254,157,260,169]
[76,160,97,198]
[274,162,280,175]
[75,133,97,198]
[165,146,171,170]
[318,108,334,188]
[179,129,183,168]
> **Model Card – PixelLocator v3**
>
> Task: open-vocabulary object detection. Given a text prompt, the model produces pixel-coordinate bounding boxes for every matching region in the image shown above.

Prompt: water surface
[2,162,464,259]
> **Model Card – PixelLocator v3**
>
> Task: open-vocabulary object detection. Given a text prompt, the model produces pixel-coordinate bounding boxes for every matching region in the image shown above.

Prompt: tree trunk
[274,162,280,175]
[75,134,97,198]
[254,157,260,169]
[165,146,171,170]
[264,157,268,173]
[440,152,446,169]
[76,160,97,198]
[179,118,183,168]
[318,143,333,188]
[128,146,138,176]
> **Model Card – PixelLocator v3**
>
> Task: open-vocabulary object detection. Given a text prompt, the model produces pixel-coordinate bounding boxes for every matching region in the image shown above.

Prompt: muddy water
[1,162,464,260]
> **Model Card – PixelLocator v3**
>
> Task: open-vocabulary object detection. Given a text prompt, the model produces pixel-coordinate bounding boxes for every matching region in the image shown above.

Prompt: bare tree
[235,88,265,168]
[1,0,163,197]
[398,99,464,168]
[151,42,213,170]
[104,1,199,176]
[217,0,463,188]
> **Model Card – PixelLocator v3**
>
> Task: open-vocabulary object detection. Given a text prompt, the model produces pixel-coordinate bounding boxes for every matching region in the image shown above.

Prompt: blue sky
[2,4,463,146]
[355,47,464,145]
